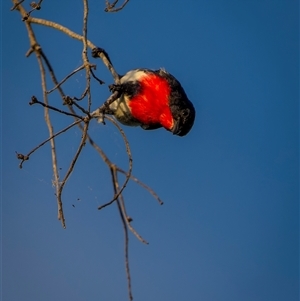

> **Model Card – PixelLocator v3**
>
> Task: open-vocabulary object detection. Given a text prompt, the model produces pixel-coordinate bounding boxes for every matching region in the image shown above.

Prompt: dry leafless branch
[12,0,163,299]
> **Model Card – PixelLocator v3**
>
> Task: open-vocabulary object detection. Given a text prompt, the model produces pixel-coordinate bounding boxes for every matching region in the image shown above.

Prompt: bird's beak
[171,119,182,136]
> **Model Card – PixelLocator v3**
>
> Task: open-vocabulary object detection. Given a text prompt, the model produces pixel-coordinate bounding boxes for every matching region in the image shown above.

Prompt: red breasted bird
[107,68,195,136]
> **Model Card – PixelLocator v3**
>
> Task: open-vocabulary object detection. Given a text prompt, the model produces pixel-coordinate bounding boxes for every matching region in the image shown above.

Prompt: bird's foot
[91,47,113,65]
[109,83,123,93]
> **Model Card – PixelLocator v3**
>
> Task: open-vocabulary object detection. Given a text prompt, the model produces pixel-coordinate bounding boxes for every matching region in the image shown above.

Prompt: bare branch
[118,191,149,244]
[28,17,96,48]
[91,47,120,84]
[29,96,84,120]
[46,64,86,94]
[105,0,130,13]
[16,120,81,169]
[37,51,64,227]
[98,116,133,210]
[117,168,164,205]
[82,0,92,111]
[63,96,90,115]
[11,1,165,298]
[111,168,133,301]
[11,0,65,227]
[57,121,90,227]
[26,17,120,83]
[90,68,105,85]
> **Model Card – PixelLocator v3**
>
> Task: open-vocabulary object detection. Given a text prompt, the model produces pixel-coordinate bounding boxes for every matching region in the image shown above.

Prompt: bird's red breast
[127,73,174,130]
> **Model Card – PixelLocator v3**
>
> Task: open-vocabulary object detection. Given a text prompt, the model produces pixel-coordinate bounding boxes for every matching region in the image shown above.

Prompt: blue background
[2,1,299,300]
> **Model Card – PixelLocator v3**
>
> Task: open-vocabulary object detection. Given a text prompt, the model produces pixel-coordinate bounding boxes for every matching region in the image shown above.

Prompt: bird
[106,68,195,137]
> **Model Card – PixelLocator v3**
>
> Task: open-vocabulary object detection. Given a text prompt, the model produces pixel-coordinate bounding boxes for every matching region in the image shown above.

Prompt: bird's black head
[170,99,195,136]
[157,69,196,136]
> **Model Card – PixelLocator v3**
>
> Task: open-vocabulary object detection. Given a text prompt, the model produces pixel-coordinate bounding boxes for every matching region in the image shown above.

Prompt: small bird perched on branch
[107,68,196,137]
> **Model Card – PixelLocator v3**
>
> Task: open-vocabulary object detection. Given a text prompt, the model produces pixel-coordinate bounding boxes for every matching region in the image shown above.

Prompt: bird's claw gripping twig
[109,83,123,93]
[92,47,113,65]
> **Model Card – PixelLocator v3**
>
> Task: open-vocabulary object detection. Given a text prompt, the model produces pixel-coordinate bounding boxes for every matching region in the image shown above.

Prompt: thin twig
[117,168,164,205]
[28,17,96,48]
[111,168,133,301]
[90,90,120,124]
[26,17,119,82]
[39,46,92,117]
[12,0,65,227]
[57,122,89,222]
[98,116,133,210]
[62,96,90,115]
[37,51,64,227]
[91,47,120,83]
[85,131,112,165]
[74,86,89,101]
[23,0,43,20]
[17,120,82,169]
[82,0,92,111]
[47,64,86,94]
[30,96,84,120]
[117,190,149,244]
[105,0,119,10]
[90,68,105,85]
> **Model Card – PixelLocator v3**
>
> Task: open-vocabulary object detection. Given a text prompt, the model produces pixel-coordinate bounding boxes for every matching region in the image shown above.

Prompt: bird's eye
[182,109,189,117]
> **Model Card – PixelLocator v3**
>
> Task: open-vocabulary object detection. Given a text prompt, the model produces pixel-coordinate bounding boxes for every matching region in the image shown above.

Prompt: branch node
[16,152,29,169]
[22,13,30,21]
[29,95,38,105]
[26,43,41,57]
[63,95,73,105]
[83,115,91,123]
[105,0,130,13]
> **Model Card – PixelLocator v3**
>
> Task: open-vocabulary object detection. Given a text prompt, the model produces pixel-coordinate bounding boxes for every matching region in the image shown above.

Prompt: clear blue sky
[2,1,299,300]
